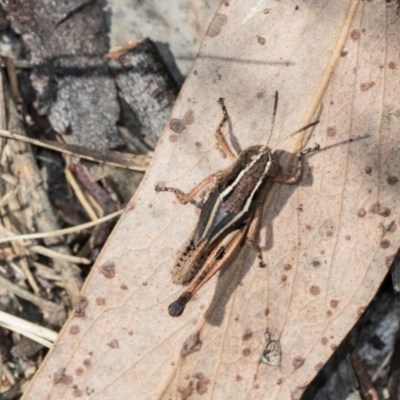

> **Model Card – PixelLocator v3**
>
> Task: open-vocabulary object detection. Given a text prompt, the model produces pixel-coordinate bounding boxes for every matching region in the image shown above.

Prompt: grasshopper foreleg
[270,143,320,184]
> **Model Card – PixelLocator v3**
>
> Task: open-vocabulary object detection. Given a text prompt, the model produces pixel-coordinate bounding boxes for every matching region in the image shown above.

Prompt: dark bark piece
[11,337,43,358]
[6,85,82,306]
[303,279,400,400]
[108,38,179,149]
[390,251,400,292]
[388,329,400,398]
[3,0,121,150]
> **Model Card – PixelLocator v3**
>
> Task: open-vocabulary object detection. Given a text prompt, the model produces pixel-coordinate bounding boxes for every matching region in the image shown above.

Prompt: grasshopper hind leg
[169,292,192,317]
[245,192,267,268]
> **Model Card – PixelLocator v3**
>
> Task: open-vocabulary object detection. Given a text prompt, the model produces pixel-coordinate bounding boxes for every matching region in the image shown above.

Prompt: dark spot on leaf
[265,308,270,316]
[100,261,116,278]
[284,263,292,271]
[387,175,398,185]
[207,14,228,37]
[53,367,73,385]
[380,239,390,249]
[125,202,135,212]
[345,235,351,241]
[330,299,339,308]
[312,259,321,268]
[257,35,266,45]
[72,388,83,397]
[170,118,184,133]
[194,372,209,395]
[379,207,391,217]
[183,110,195,125]
[120,284,128,290]
[364,166,372,174]
[321,337,328,346]
[310,285,320,295]
[340,47,348,57]
[181,331,202,357]
[360,81,375,92]
[242,329,253,341]
[74,297,88,318]
[292,356,305,369]
[327,310,333,317]
[75,367,84,376]
[388,61,396,69]
[169,133,179,142]
[389,222,397,233]
[357,208,366,217]
[83,359,91,367]
[369,202,380,214]
[330,343,338,350]
[350,29,360,40]
[242,348,251,357]
[281,274,287,282]
[178,381,194,400]
[107,339,119,349]
[96,297,105,306]
[277,378,283,385]
[236,375,242,381]
[327,126,336,137]
[69,325,80,335]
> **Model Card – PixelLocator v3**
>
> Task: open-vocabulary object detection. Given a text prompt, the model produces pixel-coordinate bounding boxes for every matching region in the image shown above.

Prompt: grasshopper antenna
[265,91,279,147]
[271,119,320,153]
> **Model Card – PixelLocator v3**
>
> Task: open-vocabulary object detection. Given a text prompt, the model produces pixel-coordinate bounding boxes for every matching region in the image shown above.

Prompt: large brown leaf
[23,1,400,399]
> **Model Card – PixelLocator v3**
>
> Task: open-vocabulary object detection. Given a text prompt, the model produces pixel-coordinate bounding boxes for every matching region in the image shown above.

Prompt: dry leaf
[23,1,400,399]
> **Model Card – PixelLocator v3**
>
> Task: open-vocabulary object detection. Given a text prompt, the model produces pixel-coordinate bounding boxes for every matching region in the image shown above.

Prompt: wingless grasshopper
[156,93,319,317]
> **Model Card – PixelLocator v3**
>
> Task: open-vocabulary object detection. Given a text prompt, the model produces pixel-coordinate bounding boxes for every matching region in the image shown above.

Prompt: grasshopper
[156,93,319,317]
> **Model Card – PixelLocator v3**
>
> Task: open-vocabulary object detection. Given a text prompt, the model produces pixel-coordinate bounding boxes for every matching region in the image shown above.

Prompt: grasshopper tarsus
[258,258,266,268]
[246,237,265,268]
[299,143,320,159]
[168,292,192,317]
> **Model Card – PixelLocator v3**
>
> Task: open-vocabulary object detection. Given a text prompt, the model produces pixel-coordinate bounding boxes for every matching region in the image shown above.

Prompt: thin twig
[64,168,98,221]
[29,245,91,264]
[0,209,124,244]
[0,184,19,208]
[0,275,57,312]
[0,309,57,348]
[0,129,150,171]
[12,259,40,294]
